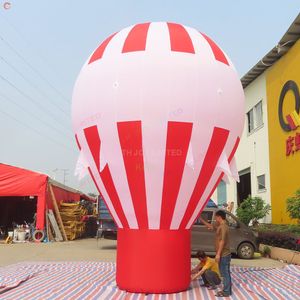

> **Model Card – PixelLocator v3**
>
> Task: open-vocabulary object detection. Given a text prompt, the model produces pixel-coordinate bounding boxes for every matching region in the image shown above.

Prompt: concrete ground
[0,238,116,267]
[0,238,286,268]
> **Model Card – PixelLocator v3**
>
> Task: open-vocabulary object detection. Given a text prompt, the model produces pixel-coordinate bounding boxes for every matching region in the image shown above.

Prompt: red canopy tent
[0,163,95,230]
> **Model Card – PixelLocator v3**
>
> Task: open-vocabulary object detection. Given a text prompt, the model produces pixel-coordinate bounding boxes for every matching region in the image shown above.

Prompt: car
[97,218,117,239]
[191,208,259,259]
[97,199,258,259]
[97,199,117,239]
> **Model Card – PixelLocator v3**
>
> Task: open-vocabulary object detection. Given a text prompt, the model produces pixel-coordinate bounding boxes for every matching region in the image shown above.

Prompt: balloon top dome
[72,21,244,231]
[86,22,234,69]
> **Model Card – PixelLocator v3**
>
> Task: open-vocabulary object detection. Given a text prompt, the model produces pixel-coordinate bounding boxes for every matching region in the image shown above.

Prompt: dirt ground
[0,238,286,268]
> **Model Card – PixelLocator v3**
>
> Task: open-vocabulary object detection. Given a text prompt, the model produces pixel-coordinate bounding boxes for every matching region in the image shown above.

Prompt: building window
[257,174,266,191]
[255,101,263,127]
[197,211,214,225]
[217,180,227,207]
[247,109,254,132]
[247,100,263,133]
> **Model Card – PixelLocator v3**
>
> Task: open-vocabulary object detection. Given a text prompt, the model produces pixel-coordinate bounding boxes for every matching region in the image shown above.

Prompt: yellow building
[242,14,300,224]
[215,14,300,224]
[266,44,300,223]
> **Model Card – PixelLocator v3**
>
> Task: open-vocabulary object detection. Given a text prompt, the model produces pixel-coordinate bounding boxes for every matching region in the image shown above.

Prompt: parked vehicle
[97,198,258,259]
[97,199,117,240]
[191,208,259,259]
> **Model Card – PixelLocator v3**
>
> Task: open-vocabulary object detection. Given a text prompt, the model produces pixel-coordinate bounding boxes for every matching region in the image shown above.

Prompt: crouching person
[191,250,221,290]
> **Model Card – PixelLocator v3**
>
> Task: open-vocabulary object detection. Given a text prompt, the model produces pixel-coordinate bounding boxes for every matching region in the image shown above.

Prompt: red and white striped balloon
[72,22,244,293]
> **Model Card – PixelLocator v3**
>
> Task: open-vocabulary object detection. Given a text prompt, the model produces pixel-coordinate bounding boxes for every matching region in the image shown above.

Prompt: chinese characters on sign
[286,132,300,156]
[278,80,300,156]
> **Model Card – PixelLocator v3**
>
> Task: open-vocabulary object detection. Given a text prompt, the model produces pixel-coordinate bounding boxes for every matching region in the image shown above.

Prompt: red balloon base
[116,228,191,294]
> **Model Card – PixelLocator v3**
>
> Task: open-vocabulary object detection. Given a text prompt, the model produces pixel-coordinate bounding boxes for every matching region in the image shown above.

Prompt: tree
[236,196,271,226]
[286,189,300,224]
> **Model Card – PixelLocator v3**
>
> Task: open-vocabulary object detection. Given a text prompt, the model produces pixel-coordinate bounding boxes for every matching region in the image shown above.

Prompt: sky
[0,1,299,194]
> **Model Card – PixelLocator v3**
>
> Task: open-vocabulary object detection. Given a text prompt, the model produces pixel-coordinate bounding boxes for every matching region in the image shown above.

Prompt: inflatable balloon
[72,22,244,293]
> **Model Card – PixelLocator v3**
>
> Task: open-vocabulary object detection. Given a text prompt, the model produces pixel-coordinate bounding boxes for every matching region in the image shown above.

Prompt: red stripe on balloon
[86,166,124,227]
[167,23,195,53]
[84,126,129,228]
[84,126,100,170]
[200,32,229,65]
[75,134,81,150]
[100,165,129,228]
[87,167,100,192]
[179,127,229,229]
[86,166,105,210]
[160,121,193,229]
[228,137,240,162]
[89,32,117,64]
[122,23,150,53]
[117,121,148,229]
[195,137,240,224]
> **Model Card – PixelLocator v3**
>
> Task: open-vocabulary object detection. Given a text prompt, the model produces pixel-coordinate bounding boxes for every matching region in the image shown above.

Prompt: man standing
[199,210,232,297]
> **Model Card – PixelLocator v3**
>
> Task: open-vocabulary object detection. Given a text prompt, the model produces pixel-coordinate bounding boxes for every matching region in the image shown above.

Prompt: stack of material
[59,202,87,240]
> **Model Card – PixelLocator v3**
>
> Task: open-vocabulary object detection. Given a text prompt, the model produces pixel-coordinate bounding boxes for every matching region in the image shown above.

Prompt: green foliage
[236,196,271,226]
[257,224,300,236]
[261,245,271,257]
[286,189,300,223]
[258,231,299,251]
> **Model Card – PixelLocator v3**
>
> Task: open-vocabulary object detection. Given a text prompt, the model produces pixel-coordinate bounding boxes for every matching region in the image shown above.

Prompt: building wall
[212,73,272,223]
[266,39,300,224]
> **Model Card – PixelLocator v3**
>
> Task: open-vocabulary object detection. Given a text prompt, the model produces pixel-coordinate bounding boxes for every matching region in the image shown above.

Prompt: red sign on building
[286,132,300,156]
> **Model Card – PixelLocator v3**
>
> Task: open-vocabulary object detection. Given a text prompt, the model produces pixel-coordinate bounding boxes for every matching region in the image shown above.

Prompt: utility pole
[61,168,69,185]
[52,168,69,185]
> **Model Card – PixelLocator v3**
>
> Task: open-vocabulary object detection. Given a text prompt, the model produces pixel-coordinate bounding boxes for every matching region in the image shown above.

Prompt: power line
[0,73,72,137]
[0,19,81,185]
[0,55,70,117]
[0,108,74,152]
[0,33,70,104]
[0,92,72,140]
[0,14,69,88]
